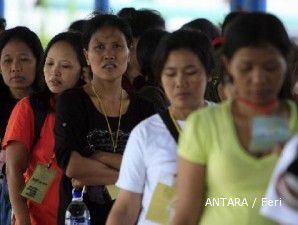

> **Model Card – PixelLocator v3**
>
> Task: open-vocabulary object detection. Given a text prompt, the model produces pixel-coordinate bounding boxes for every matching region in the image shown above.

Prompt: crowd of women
[0,6,298,225]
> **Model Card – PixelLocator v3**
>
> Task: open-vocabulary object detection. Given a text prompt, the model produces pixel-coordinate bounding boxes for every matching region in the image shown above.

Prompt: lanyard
[91,83,123,153]
[47,154,55,168]
[236,97,279,115]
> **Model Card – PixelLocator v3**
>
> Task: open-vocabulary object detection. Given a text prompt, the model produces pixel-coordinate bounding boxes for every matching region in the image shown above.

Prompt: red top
[2,97,62,225]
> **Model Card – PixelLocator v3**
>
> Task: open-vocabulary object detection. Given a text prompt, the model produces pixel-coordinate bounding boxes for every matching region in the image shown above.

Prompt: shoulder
[130,113,165,138]
[56,87,87,109]
[129,92,156,112]
[58,87,85,101]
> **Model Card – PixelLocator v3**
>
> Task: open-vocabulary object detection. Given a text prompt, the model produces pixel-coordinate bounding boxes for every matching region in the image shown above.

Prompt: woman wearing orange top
[3,32,87,225]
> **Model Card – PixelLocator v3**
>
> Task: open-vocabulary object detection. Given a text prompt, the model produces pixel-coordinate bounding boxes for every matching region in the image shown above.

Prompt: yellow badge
[146,183,176,225]
[106,185,120,200]
[21,164,56,204]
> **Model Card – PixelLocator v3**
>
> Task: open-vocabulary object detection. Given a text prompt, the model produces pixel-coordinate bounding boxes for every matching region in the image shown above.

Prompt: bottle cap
[72,189,83,199]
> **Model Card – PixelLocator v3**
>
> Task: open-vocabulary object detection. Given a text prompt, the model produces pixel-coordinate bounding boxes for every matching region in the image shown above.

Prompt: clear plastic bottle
[65,189,90,225]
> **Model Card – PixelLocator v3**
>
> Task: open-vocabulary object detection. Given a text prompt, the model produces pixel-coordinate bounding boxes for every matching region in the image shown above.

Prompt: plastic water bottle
[65,188,90,225]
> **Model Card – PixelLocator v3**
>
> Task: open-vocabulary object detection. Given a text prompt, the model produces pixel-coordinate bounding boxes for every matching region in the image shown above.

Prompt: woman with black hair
[173,13,298,225]
[54,14,156,225]
[0,26,43,225]
[106,29,215,225]
[3,31,86,225]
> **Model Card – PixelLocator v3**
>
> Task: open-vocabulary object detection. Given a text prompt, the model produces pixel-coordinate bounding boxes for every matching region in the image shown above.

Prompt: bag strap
[29,96,47,148]
[159,109,179,143]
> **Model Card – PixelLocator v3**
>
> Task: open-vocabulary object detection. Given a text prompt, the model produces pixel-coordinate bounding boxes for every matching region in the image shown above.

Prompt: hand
[272,143,284,156]
[71,178,84,189]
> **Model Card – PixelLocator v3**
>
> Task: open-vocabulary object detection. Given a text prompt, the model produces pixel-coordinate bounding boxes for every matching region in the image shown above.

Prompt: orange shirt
[2,97,62,225]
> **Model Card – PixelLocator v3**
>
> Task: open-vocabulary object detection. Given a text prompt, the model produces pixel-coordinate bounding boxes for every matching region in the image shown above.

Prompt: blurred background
[2,0,298,45]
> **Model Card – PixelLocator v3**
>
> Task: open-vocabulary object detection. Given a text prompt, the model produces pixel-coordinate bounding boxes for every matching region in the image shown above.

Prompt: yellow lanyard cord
[169,110,182,134]
[91,83,123,153]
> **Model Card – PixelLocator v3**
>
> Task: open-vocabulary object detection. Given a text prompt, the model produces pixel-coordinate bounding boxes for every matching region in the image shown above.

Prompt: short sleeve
[178,110,209,165]
[54,89,90,171]
[116,123,146,193]
[2,97,34,151]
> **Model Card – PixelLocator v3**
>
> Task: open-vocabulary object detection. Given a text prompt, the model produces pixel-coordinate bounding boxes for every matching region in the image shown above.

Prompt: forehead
[90,26,126,42]
[231,46,284,62]
[47,41,75,56]
[165,49,202,66]
[1,39,32,55]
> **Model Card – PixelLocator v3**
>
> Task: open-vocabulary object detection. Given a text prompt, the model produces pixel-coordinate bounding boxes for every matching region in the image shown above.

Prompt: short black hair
[68,19,87,33]
[181,18,220,41]
[222,12,292,99]
[137,29,168,84]
[82,14,132,49]
[221,11,248,36]
[153,29,214,84]
[0,18,6,31]
[0,26,44,93]
[118,8,165,38]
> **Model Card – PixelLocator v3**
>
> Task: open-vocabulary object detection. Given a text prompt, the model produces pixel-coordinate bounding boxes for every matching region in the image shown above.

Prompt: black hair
[68,19,87,33]
[36,31,87,111]
[137,29,168,84]
[82,14,132,50]
[221,11,248,36]
[222,12,292,99]
[118,7,165,38]
[181,18,220,41]
[0,26,44,100]
[153,29,214,84]
[0,18,6,31]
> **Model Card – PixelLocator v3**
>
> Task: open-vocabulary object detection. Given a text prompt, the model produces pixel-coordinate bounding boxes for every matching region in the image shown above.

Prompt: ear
[84,48,90,66]
[222,56,231,74]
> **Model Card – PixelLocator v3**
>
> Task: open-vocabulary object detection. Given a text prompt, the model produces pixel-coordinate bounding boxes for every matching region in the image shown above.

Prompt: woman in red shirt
[3,32,87,225]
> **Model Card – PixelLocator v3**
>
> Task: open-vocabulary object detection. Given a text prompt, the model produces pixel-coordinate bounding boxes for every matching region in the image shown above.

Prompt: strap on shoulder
[29,96,47,148]
[159,109,179,143]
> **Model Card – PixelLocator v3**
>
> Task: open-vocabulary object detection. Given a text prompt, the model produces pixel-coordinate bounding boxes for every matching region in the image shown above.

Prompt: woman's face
[44,41,81,94]
[0,39,36,89]
[85,26,130,82]
[161,48,208,111]
[225,46,287,105]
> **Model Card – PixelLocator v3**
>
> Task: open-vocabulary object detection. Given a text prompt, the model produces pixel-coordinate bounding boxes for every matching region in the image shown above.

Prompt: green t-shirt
[178,100,298,225]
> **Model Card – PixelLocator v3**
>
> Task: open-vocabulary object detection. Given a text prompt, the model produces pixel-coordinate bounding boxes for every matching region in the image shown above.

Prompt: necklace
[169,110,182,134]
[91,83,123,152]
[236,97,279,115]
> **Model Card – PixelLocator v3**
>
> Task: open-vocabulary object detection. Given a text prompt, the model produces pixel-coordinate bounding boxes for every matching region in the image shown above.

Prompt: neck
[169,101,206,120]
[10,87,32,99]
[92,77,123,100]
[235,97,279,116]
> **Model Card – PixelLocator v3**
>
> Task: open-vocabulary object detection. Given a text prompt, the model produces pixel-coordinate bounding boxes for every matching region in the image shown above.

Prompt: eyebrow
[46,57,72,63]
[2,53,31,57]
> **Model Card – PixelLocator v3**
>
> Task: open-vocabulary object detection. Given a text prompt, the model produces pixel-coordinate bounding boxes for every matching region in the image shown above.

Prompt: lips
[175,92,191,98]
[102,62,116,69]
[10,76,25,82]
[49,79,62,86]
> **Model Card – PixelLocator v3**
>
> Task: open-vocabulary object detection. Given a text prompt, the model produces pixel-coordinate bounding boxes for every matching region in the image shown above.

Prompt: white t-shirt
[116,113,185,225]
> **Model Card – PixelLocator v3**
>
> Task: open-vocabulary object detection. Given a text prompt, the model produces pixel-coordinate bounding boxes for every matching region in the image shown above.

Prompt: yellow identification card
[146,183,176,224]
[106,185,120,200]
[21,164,56,204]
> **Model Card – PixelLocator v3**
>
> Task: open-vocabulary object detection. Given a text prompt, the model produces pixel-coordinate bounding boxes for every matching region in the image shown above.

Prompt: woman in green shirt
[172,13,297,225]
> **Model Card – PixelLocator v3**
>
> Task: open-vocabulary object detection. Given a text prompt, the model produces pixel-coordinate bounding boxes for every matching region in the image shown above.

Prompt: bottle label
[65,217,90,225]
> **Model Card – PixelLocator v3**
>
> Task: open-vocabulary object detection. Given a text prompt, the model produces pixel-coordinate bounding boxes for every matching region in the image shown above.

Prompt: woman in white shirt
[106,29,215,225]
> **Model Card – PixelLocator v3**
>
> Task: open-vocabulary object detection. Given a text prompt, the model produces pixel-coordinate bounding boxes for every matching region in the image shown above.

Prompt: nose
[11,59,21,72]
[52,64,61,77]
[251,67,266,85]
[104,48,115,60]
[175,73,187,88]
